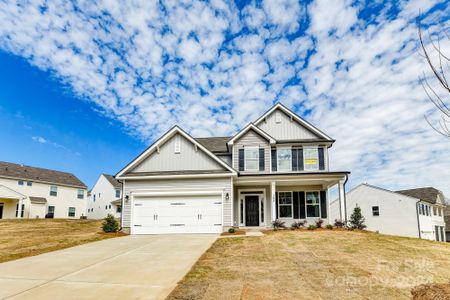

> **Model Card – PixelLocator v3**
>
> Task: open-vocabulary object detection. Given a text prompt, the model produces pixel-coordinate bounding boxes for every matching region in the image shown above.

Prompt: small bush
[272,220,286,230]
[315,219,324,228]
[349,206,367,230]
[326,224,333,230]
[291,220,307,229]
[102,214,119,233]
[228,227,235,234]
[334,219,346,228]
[307,225,317,230]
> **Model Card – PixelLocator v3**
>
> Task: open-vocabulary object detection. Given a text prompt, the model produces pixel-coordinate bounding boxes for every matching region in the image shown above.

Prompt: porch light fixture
[225,193,230,201]
[125,195,129,203]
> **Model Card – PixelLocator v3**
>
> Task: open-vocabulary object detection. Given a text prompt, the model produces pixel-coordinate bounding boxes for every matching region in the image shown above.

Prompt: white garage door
[131,195,223,234]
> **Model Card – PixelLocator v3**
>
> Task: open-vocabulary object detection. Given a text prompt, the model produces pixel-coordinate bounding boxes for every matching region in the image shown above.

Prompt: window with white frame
[277,148,292,171]
[306,191,320,217]
[115,189,121,198]
[244,148,259,171]
[50,185,58,196]
[68,207,76,217]
[77,189,84,199]
[278,192,293,218]
[303,146,319,171]
[174,135,181,153]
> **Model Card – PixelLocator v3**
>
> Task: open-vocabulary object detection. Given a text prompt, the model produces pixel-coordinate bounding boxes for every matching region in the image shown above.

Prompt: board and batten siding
[232,129,270,173]
[257,108,319,140]
[122,177,233,230]
[131,133,226,173]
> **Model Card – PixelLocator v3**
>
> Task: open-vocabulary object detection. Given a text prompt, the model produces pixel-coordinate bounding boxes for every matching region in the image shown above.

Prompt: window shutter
[238,149,244,171]
[275,192,278,219]
[298,149,304,171]
[259,148,265,171]
[299,192,306,219]
[318,147,325,170]
[271,149,277,171]
[293,192,299,219]
[320,190,327,218]
[292,149,298,171]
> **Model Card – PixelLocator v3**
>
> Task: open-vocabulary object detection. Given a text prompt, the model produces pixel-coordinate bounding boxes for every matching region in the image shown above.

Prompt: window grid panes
[50,185,58,196]
[277,148,292,171]
[68,207,75,217]
[303,147,319,171]
[278,192,292,218]
[306,192,320,217]
[77,189,84,199]
[244,148,259,171]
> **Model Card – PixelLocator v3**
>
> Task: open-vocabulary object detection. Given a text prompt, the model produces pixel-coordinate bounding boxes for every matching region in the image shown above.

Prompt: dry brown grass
[0,219,124,263]
[168,230,450,300]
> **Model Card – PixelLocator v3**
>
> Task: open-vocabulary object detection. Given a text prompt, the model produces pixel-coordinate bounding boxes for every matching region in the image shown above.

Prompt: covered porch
[0,185,26,219]
[232,172,349,228]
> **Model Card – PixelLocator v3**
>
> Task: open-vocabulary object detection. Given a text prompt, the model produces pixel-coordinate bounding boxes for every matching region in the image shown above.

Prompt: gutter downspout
[416,200,421,239]
[116,179,124,231]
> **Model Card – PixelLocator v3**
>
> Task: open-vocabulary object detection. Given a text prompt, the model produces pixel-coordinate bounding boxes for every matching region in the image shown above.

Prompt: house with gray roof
[0,161,87,219]
[115,103,350,234]
[87,174,122,219]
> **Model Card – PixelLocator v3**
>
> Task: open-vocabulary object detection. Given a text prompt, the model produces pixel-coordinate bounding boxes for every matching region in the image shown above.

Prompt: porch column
[338,180,346,222]
[271,181,276,221]
[17,198,23,219]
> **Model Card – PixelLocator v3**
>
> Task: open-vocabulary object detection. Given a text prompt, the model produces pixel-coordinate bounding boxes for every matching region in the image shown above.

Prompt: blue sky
[0,0,449,193]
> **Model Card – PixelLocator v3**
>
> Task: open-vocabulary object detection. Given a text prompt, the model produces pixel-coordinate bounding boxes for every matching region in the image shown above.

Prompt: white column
[338,180,346,222]
[326,187,331,224]
[271,181,276,221]
[17,198,23,219]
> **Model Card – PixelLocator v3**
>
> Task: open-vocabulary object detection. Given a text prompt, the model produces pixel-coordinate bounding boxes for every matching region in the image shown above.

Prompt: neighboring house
[115,103,350,234]
[444,205,450,242]
[331,184,446,242]
[0,161,87,219]
[87,174,122,219]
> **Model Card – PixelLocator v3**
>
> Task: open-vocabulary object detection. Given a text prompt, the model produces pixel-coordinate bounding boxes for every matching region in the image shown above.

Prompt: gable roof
[227,123,276,145]
[396,187,443,205]
[103,174,121,188]
[253,103,333,141]
[345,183,420,202]
[116,126,237,178]
[0,161,86,189]
[195,137,231,153]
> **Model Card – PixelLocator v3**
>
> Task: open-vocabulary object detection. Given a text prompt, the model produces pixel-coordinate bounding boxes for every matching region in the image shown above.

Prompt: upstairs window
[277,148,292,171]
[372,206,380,216]
[115,189,121,198]
[50,185,58,196]
[18,180,24,186]
[27,181,32,186]
[77,189,84,199]
[244,148,259,171]
[93,194,96,202]
[303,147,319,171]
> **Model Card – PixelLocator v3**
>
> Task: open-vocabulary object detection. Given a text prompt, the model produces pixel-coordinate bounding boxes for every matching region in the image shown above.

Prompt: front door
[0,203,3,219]
[245,196,259,226]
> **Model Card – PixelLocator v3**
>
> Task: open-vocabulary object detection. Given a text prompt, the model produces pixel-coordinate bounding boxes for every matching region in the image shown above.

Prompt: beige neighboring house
[0,161,87,219]
[87,174,122,219]
[115,103,350,235]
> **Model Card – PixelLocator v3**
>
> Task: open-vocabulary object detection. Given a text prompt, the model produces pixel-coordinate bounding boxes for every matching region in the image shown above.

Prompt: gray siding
[122,177,233,229]
[232,129,270,174]
[217,154,232,166]
[131,133,226,173]
[257,108,319,140]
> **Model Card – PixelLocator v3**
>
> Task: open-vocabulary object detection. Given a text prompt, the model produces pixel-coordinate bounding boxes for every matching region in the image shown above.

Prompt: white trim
[237,188,266,227]
[305,190,321,218]
[133,190,223,197]
[116,126,237,178]
[227,123,276,145]
[253,103,333,141]
[118,173,235,180]
[277,191,294,219]
[244,147,259,172]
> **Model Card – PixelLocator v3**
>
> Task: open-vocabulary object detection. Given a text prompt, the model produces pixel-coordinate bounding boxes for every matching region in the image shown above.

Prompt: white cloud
[1,1,449,195]
[32,136,47,144]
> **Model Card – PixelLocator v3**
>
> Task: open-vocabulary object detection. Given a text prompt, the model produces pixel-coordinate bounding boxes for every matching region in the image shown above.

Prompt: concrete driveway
[0,234,217,300]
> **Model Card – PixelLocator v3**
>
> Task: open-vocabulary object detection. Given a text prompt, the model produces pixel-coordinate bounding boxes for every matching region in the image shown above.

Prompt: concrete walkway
[0,234,217,300]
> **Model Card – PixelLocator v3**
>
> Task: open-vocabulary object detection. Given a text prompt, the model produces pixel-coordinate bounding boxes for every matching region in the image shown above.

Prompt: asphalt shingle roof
[396,187,442,204]
[103,174,121,188]
[0,161,86,189]
[195,137,231,153]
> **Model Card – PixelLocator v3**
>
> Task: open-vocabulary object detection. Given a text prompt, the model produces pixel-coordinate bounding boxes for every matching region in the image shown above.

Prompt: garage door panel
[132,195,223,234]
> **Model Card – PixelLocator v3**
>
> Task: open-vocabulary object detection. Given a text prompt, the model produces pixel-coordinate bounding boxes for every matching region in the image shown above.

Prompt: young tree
[349,206,366,230]
[102,214,120,233]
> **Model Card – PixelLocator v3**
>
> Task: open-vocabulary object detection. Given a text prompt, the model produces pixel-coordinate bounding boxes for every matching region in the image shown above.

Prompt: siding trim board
[228,123,276,145]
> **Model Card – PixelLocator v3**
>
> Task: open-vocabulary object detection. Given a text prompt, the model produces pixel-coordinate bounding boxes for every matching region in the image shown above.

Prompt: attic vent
[174,135,181,154]
[275,111,281,123]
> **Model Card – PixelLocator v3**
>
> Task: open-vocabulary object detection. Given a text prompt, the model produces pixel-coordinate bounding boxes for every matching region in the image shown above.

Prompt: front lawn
[0,219,124,263]
[168,230,450,299]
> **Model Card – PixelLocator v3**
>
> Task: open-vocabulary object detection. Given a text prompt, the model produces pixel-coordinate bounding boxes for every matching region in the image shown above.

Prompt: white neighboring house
[87,174,122,219]
[330,184,446,242]
[0,161,87,219]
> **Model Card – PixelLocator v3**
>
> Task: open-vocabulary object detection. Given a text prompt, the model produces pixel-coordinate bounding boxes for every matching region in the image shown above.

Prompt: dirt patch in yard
[0,219,124,263]
[411,283,450,300]
[167,230,450,299]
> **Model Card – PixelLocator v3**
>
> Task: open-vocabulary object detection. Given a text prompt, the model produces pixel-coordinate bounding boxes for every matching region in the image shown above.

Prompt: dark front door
[0,204,3,219]
[245,196,259,226]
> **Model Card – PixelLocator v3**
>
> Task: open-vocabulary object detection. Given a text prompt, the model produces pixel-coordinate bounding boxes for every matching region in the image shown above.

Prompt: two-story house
[0,161,87,219]
[87,174,122,219]
[331,184,447,242]
[115,103,350,234]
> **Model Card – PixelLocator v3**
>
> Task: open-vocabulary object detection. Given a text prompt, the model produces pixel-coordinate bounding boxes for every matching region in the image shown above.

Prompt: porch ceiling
[0,185,25,201]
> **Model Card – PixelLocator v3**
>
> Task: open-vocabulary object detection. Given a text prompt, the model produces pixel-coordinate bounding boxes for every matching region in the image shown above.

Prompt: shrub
[291,220,306,229]
[326,224,333,230]
[228,227,235,234]
[349,206,367,230]
[272,220,286,230]
[102,214,119,233]
[307,225,317,230]
[315,219,324,228]
[334,219,346,228]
